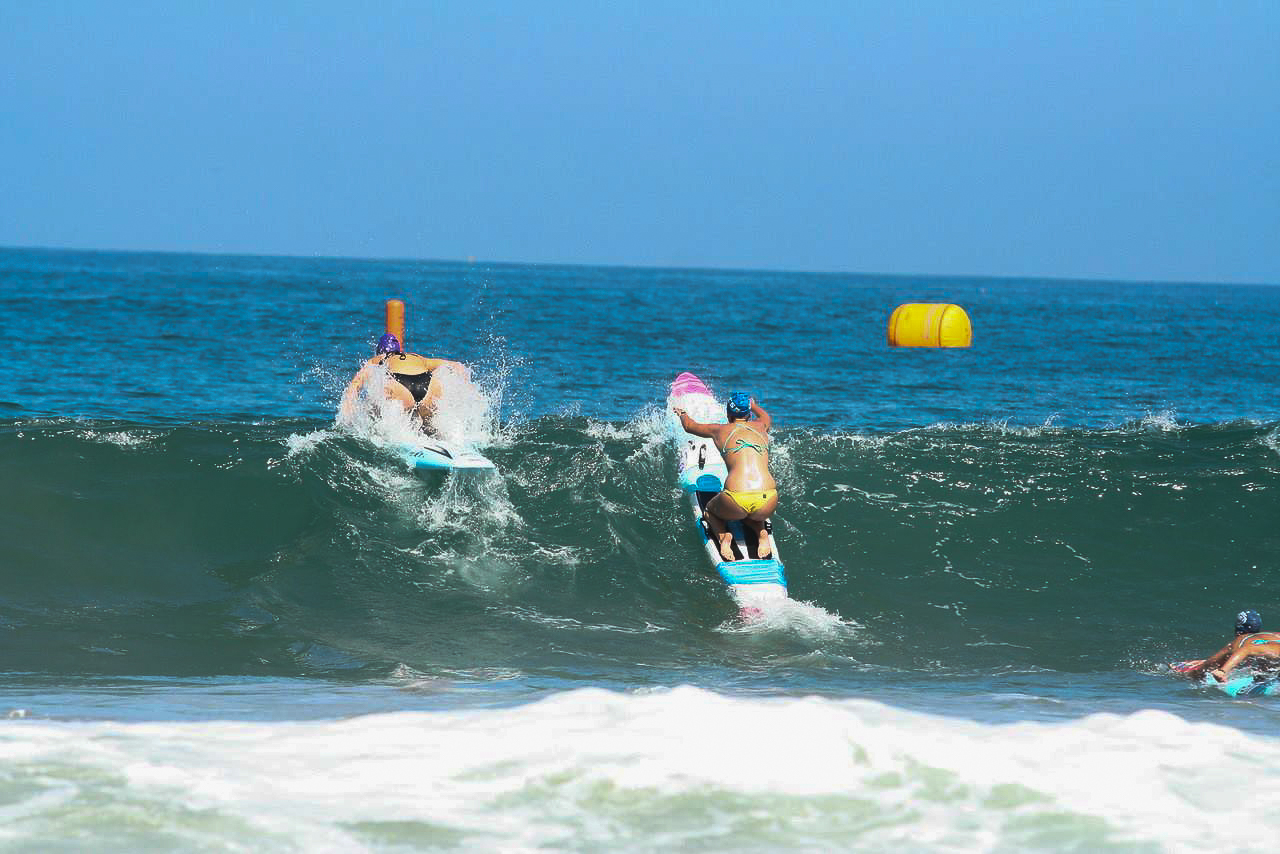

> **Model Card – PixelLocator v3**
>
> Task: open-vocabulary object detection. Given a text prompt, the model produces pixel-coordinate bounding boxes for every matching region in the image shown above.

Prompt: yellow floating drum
[887,303,972,348]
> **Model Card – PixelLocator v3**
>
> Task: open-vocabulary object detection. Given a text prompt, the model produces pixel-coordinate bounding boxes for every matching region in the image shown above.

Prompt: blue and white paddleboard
[668,372,787,609]
[1216,676,1280,697]
[398,439,495,471]
[1170,661,1279,697]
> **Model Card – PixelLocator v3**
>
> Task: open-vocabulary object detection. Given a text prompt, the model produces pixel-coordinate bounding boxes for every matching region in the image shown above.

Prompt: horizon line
[2,241,1275,290]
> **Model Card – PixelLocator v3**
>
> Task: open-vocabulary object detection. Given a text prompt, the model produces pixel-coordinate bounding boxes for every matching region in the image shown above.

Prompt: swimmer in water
[673,392,777,561]
[340,333,471,429]
[1176,610,1280,683]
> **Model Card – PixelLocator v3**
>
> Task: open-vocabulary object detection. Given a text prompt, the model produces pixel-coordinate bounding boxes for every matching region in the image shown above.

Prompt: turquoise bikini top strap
[721,424,768,455]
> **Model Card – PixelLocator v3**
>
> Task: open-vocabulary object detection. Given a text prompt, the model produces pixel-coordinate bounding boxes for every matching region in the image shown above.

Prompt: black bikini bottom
[393,371,433,403]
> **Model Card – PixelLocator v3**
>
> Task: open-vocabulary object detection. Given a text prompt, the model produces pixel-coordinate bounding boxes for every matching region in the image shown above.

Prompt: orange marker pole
[385,299,406,347]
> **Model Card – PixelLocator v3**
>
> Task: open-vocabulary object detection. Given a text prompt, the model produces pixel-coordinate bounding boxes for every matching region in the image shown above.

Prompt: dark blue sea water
[2,247,1279,850]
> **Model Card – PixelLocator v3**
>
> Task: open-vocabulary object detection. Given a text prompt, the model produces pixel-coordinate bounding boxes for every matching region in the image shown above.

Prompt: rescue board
[667,372,787,609]
[398,439,495,471]
[1169,660,1279,697]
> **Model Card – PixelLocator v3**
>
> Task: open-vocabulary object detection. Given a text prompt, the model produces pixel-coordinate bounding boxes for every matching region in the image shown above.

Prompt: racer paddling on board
[340,333,472,431]
[1173,610,1280,683]
[673,392,777,561]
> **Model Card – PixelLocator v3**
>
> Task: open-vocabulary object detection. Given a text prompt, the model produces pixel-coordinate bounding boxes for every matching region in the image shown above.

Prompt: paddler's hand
[672,408,687,417]
[1209,668,1228,683]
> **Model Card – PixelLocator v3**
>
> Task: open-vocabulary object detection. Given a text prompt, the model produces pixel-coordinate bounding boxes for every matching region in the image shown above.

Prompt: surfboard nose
[670,372,707,395]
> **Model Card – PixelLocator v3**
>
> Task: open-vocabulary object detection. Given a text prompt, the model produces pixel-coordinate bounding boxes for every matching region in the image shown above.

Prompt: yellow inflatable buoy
[887,303,972,348]
[385,298,406,346]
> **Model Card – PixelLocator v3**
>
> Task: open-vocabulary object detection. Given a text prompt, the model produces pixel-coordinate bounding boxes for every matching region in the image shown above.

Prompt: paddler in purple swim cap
[340,332,473,431]
[673,392,778,561]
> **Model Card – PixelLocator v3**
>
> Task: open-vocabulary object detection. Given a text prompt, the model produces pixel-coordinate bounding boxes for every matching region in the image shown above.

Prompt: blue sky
[1,1,1276,282]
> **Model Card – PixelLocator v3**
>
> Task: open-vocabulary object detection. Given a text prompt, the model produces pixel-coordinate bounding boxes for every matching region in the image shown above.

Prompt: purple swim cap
[376,333,403,355]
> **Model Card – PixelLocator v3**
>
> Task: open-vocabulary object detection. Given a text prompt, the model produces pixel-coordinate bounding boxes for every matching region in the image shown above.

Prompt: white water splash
[335,368,437,448]
[428,365,497,446]
[1261,427,1280,459]
[722,595,860,639]
[585,419,641,441]
[1134,409,1184,432]
[284,428,334,457]
[416,466,522,534]
[78,429,155,448]
[334,358,523,453]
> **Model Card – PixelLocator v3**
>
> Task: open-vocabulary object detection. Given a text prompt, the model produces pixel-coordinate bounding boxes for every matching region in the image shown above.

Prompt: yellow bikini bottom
[722,489,777,515]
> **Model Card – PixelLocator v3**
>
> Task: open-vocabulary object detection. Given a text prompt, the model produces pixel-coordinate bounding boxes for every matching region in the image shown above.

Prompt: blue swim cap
[1236,610,1262,634]
[727,392,751,419]
[376,333,403,355]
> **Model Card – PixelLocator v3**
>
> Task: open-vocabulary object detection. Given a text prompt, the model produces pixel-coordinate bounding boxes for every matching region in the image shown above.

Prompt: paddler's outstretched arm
[672,408,719,440]
[1210,647,1254,683]
[339,359,381,418]
[1184,641,1235,679]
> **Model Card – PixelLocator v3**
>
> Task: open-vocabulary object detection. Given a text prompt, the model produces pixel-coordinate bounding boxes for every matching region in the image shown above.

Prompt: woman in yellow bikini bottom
[718,421,777,514]
[673,391,778,561]
[721,488,777,515]
[708,394,778,559]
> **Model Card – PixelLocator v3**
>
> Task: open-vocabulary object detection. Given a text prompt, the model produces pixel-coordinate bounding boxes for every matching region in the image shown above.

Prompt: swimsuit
[392,371,433,403]
[719,424,775,513]
[721,488,777,515]
[375,354,435,403]
[721,424,768,455]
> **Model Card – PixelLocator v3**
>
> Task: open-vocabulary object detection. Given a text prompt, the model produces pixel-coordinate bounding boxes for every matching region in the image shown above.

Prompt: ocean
[2,246,1279,851]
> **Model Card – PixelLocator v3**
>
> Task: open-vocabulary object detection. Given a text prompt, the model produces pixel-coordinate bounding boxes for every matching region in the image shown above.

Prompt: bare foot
[717,534,736,562]
[745,520,772,559]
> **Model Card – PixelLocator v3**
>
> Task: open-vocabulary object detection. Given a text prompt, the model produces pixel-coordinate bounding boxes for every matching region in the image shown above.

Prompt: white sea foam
[427,365,496,446]
[1134,409,1184,432]
[585,418,640,441]
[417,464,522,534]
[79,429,155,448]
[283,428,333,457]
[4,687,1269,851]
[720,593,858,639]
[1262,427,1280,458]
